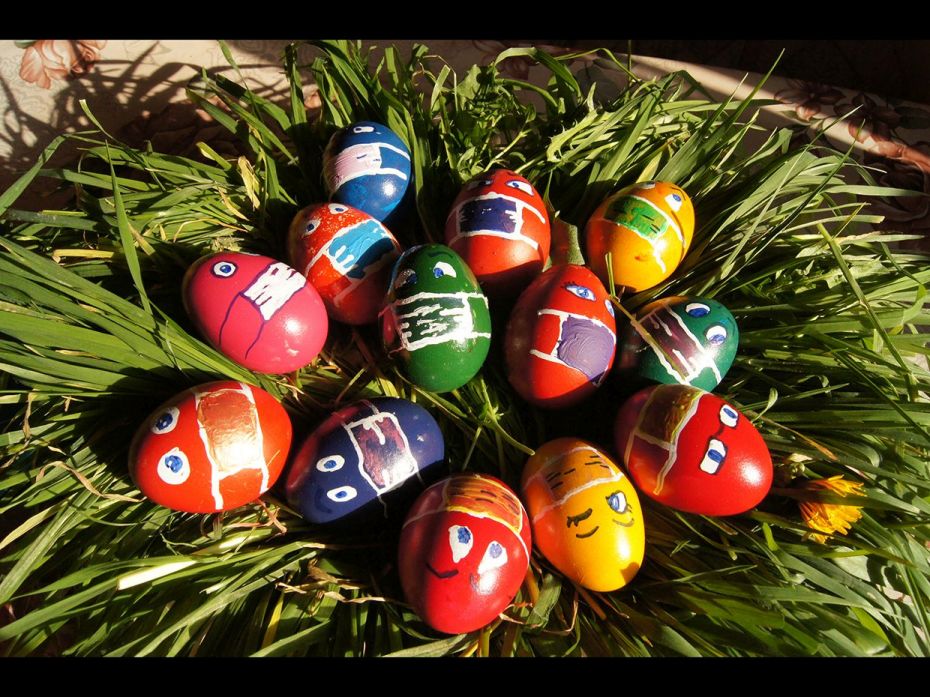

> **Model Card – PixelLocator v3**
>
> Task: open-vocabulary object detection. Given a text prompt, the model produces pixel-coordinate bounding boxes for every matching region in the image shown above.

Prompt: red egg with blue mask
[505,264,617,409]
[285,397,445,526]
[128,381,292,513]
[287,203,402,325]
[444,169,551,297]
[398,473,531,635]
[183,252,328,374]
[614,384,773,516]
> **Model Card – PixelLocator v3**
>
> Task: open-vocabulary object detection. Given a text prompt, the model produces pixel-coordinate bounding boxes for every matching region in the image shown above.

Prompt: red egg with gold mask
[444,169,551,297]
[505,264,617,409]
[521,438,645,592]
[614,384,772,516]
[288,202,402,325]
[183,252,327,373]
[398,473,531,634]
[128,381,293,513]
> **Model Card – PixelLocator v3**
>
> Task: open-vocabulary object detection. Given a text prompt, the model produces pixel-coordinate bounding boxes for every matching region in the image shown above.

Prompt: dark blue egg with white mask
[285,397,444,526]
[322,121,412,226]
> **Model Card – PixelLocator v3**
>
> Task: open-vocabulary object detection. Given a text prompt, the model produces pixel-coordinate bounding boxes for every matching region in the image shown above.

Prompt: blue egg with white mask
[285,397,444,526]
[322,121,412,226]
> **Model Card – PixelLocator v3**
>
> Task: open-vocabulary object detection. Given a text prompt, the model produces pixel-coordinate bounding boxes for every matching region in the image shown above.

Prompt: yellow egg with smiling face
[521,438,645,592]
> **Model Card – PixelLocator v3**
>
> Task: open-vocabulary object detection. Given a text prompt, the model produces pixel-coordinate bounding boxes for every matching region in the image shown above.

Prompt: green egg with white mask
[617,296,739,391]
[380,244,492,393]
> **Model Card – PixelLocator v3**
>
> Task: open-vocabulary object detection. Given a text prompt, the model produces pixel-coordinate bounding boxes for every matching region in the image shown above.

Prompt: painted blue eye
[607,491,628,513]
[565,283,595,301]
[506,179,533,195]
[672,194,682,203]
[327,485,358,502]
[433,261,457,279]
[353,125,375,134]
[157,448,190,485]
[686,302,710,317]
[720,405,738,428]
[304,218,320,234]
[316,454,345,472]
[605,298,615,317]
[212,261,237,278]
[477,541,508,576]
[449,525,474,563]
[706,324,728,345]
[700,438,727,474]
[151,406,179,435]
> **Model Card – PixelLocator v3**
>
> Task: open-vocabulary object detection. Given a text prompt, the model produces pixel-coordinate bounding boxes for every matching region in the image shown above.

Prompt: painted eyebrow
[566,508,593,527]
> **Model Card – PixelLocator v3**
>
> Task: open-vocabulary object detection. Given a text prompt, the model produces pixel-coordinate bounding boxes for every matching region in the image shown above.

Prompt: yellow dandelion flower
[798,475,865,544]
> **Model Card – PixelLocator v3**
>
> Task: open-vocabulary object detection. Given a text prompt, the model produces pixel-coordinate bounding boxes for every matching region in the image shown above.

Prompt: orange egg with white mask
[521,438,645,592]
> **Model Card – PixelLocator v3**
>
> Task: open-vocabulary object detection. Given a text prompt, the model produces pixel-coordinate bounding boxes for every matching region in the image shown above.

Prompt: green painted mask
[381,244,492,392]
[617,296,738,391]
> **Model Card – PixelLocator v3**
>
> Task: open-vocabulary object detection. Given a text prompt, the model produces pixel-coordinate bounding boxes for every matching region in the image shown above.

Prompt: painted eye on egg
[466,178,493,190]
[329,204,348,214]
[353,125,375,134]
[395,269,418,289]
[157,448,190,485]
[719,404,739,428]
[433,261,457,279]
[212,261,237,278]
[316,454,345,472]
[700,438,727,475]
[607,490,629,514]
[605,298,615,317]
[448,524,474,563]
[686,302,710,317]
[477,541,508,576]
[564,283,595,301]
[706,324,728,345]
[151,406,180,435]
[506,179,534,195]
[303,218,321,235]
[327,485,358,503]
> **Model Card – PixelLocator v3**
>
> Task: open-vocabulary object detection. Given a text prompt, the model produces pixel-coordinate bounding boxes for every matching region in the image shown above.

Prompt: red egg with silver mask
[287,203,402,325]
[183,252,328,373]
[614,384,773,516]
[398,473,531,634]
[505,264,617,409]
[444,169,551,296]
[128,381,293,513]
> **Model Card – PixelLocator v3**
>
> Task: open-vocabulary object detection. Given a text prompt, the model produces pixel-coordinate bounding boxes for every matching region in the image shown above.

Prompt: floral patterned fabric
[1,40,928,248]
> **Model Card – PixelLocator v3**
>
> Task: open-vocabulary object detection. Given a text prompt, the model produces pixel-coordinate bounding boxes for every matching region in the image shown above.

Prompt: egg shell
[585,181,695,292]
[521,438,645,591]
[285,397,444,526]
[617,296,739,391]
[443,169,551,297]
[505,264,617,409]
[287,202,402,325]
[614,384,772,516]
[398,473,531,635]
[322,121,412,224]
[381,244,491,393]
[129,381,292,513]
[183,252,328,374]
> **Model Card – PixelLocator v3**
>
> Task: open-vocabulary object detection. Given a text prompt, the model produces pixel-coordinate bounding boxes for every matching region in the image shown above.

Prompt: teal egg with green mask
[617,296,738,391]
[381,244,492,392]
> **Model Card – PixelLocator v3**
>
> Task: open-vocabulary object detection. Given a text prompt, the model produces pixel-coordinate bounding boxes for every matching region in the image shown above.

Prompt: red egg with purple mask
[183,252,328,374]
[398,473,531,634]
[128,380,292,513]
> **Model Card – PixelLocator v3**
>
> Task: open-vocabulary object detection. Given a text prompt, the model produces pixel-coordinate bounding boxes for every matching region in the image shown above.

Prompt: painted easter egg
[287,202,402,325]
[183,252,328,374]
[381,244,492,393]
[129,381,292,513]
[585,181,695,292]
[443,169,551,296]
[398,473,531,634]
[322,121,412,224]
[614,384,773,516]
[285,397,445,525]
[617,296,739,391]
[521,438,644,591]
[505,264,617,409]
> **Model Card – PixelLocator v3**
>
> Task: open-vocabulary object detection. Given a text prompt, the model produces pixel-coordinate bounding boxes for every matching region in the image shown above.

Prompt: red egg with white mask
[128,381,292,513]
[183,252,327,374]
[398,473,531,634]
[444,169,551,297]
[505,264,617,409]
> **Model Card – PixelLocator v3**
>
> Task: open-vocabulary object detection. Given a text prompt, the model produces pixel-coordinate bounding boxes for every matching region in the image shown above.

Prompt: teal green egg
[381,244,492,392]
[617,296,738,391]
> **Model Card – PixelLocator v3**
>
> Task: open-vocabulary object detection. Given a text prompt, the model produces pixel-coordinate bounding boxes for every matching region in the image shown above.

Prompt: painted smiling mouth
[426,563,459,579]
[575,526,600,539]
[612,518,635,528]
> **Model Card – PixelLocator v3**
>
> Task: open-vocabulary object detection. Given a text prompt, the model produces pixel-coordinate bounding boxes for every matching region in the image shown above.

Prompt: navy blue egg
[285,397,444,525]
[322,121,412,224]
